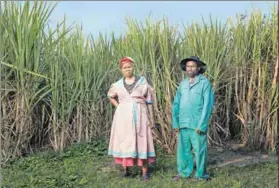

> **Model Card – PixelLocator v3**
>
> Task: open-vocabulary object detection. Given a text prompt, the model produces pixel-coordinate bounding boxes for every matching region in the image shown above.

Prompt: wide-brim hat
[180,56,207,74]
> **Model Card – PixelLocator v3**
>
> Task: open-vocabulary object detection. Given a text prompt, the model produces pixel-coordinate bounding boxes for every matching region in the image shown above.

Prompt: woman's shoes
[141,174,150,182]
[120,169,131,178]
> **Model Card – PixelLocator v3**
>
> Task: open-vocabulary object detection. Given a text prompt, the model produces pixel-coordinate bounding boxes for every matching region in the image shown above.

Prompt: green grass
[1,140,277,188]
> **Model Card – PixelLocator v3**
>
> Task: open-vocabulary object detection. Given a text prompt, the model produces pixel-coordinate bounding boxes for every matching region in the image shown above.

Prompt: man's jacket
[172,74,214,133]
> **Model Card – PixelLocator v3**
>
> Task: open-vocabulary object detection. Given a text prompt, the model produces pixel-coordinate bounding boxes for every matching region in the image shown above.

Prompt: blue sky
[47,1,277,39]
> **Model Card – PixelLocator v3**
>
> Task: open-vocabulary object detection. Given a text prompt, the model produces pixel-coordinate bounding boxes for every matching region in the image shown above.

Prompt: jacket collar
[186,74,202,88]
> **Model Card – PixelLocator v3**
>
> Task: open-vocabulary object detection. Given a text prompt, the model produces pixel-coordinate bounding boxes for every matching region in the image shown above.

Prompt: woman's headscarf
[120,56,134,68]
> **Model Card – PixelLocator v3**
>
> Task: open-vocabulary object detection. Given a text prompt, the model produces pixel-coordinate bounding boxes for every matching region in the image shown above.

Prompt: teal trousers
[177,128,209,179]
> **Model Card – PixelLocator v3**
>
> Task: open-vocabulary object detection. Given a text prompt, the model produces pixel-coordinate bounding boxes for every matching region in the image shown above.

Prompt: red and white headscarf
[120,56,134,68]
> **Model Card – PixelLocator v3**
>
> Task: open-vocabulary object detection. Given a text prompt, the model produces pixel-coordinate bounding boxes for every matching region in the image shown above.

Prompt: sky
[46,1,277,39]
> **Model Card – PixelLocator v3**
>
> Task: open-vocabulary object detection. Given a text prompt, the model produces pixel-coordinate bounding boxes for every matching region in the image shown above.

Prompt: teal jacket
[172,74,214,133]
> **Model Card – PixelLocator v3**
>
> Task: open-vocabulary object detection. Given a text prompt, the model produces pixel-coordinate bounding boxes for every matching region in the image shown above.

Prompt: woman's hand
[109,97,119,108]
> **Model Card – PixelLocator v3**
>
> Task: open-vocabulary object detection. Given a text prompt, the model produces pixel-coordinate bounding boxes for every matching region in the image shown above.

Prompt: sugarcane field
[0,1,278,188]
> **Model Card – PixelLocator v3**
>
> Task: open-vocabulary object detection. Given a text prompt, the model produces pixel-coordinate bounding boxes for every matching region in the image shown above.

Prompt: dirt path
[208,146,277,168]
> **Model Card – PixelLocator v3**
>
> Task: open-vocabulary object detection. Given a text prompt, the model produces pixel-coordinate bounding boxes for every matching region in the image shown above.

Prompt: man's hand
[196,129,205,135]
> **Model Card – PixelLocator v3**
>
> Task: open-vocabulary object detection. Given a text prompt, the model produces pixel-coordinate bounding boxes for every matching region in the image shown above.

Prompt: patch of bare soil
[208,144,277,168]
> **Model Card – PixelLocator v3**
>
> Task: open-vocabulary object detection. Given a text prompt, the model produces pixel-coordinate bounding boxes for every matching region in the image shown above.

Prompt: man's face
[185,61,200,78]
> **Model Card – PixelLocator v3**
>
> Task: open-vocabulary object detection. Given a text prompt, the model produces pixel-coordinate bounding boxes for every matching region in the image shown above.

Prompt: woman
[107,56,156,181]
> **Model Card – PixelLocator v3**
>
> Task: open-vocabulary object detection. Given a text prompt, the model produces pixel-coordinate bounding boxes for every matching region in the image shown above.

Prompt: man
[172,56,214,181]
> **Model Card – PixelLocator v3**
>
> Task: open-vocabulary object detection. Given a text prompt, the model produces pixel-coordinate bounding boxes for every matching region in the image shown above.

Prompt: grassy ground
[1,140,278,188]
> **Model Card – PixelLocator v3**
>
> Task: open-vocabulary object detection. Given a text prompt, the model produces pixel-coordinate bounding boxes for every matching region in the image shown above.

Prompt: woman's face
[121,61,134,78]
